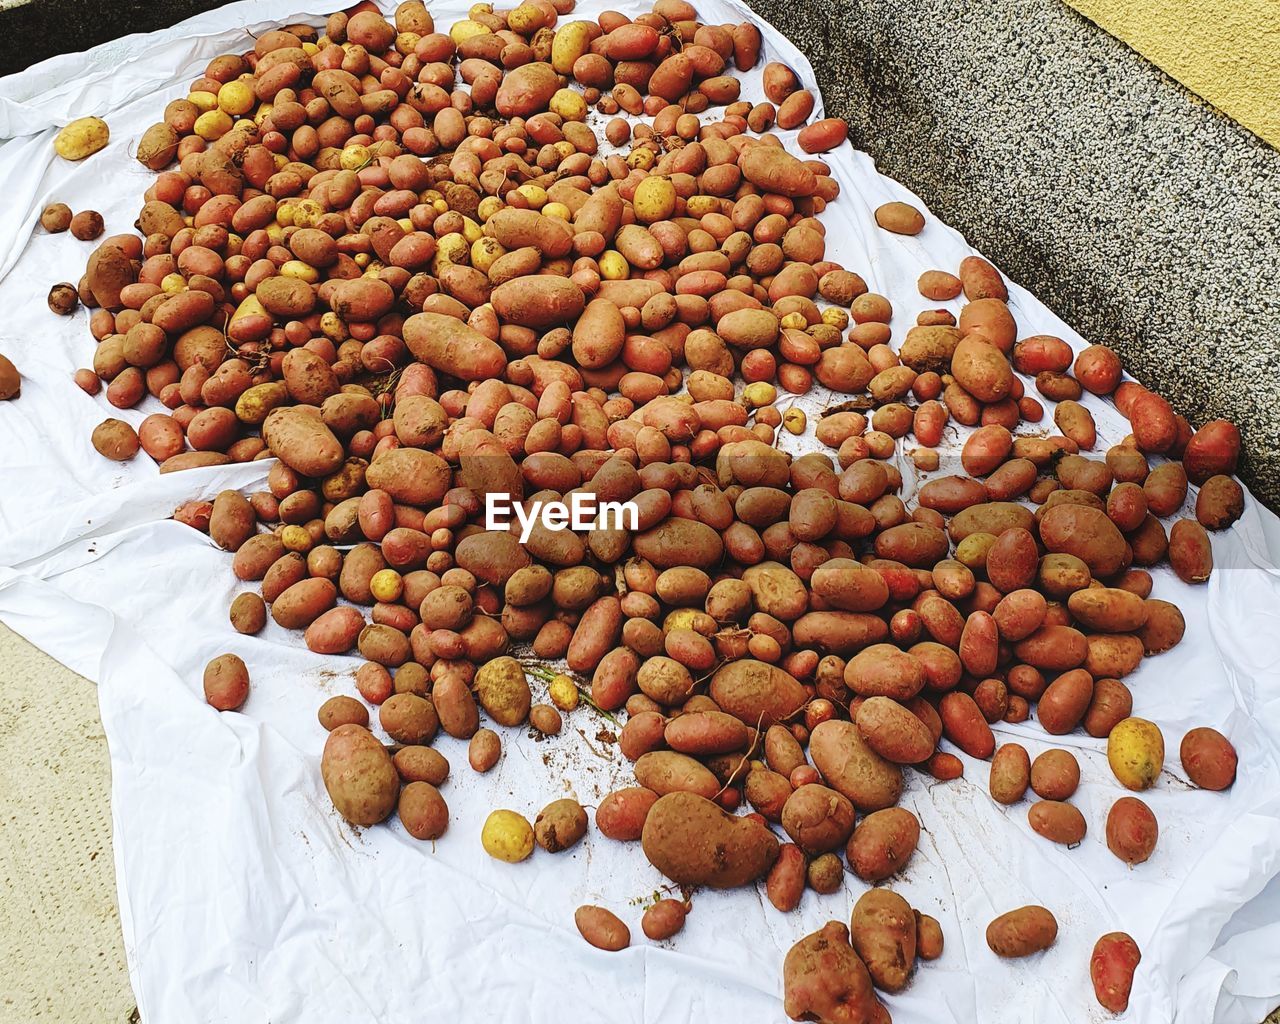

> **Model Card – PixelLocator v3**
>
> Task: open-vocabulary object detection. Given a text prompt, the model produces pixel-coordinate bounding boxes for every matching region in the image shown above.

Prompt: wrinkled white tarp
[1,2,1279,1022]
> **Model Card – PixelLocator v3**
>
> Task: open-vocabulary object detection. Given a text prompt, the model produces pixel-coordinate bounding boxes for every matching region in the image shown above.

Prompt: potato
[809,719,903,811]
[641,899,689,941]
[473,656,531,727]
[874,201,924,235]
[54,116,110,160]
[1169,518,1213,583]
[634,518,724,570]
[915,913,944,961]
[951,335,1012,402]
[634,751,720,799]
[596,787,659,841]
[959,255,1007,301]
[379,692,438,745]
[847,807,919,881]
[403,312,507,381]
[738,145,817,197]
[855,696,934,763]
[992,588,1047,641]
[1105,796,1158,864]
[1107,717,1164,791]
[398,781,448,840]
[1038,504,1129,578]
[783,921,890,1024]
[320,724,398,826]
[203,653,249,711]
[844,644,925,701]
[534,798,587,852]
[1139,599,1185,655]
[456,531,533,587]
[263,406,345,478]
[1030,749,1080,800]
[209,489,255,551]
[91,418,139,460]
[468,728,501,772]
[271,577,337,629]
[850,889,916,992]
[708,659,807,727]
[989,743,1030,804]
[665,711,748,756]
[317,695,368,732]
[1091,932,1142,1013]
[641,791,780,888]
[1196,474,1244,530]
[767,842,806,912]
[393,746,449,786]
[481,809,535,863]
[1037,668,1093,734]
[781,784,856,854]
[229,592,267,634]
[939,692,994,758]
[810,558,890,612]
[574,905,630,952]
[1180,727,1237,790]
[1084,633,1144,679]
[637,656,695,706]
[1014,624,1087,673]
[571,297,625,368]
[1029,799,1087,845]
[1067,587,1147,632]
[986,906,1057,958]
[1183,419,1241,484]
[798,117,850,153]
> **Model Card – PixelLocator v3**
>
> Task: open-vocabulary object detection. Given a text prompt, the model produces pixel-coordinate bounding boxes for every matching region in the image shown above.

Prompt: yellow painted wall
[1066,0,1280,148]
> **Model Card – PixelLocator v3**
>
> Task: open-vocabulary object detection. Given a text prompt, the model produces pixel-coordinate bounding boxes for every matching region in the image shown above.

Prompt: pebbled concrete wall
[747,0,1280,509]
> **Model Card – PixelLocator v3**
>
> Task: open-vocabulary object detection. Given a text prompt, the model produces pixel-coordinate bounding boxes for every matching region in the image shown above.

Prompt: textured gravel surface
[747,0,1280,509]
[0,624,135,1023]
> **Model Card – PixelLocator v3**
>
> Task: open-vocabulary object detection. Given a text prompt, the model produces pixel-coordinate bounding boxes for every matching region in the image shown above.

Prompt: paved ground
[0,624,135,1023]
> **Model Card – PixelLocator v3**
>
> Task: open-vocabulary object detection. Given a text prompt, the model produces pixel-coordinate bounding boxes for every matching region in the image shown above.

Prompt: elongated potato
[321,724,398,826]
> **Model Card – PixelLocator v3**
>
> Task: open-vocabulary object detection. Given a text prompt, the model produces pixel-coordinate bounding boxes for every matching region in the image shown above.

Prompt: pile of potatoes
[49,0,1249,1019]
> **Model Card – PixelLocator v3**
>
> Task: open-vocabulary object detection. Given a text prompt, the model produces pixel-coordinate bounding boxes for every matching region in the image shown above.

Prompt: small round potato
[481,809,535,863]
[533,798,587,852]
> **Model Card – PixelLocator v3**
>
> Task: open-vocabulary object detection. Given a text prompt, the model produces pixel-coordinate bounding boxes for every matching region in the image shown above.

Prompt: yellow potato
[218,80,256,116]
[1107,717,1165,791]
[482,809,534,862]
[549,88,587,122]
[54,116,110,160]
[633,176,677,224]
[194,109,233,140]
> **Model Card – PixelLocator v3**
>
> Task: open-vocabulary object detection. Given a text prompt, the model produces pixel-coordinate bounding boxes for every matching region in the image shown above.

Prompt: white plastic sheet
[1,2,1278,1022]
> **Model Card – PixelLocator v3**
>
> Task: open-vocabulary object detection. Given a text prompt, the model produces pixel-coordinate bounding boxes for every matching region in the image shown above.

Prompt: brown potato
[850,888,916,992]
[534,798,588,852]
[641,791,780,888]
[784,921,889,1024]
[320,724,398,826]
[986,906,1057,957]
[1028,800,1087,845]
[398,781,448,840]
[988,743,1030,805]
[574,905,630,952]
[846,807,919,881]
